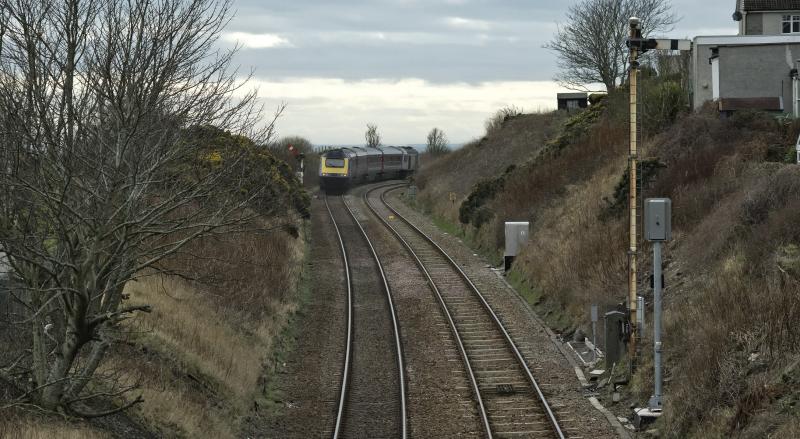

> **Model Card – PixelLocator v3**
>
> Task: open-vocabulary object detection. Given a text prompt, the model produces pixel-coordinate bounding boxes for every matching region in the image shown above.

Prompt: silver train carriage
[319,146,419,192]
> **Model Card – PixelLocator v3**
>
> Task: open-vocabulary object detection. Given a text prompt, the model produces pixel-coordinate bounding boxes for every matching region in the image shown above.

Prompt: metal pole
[628,17,640,362]
[649,241,663,410]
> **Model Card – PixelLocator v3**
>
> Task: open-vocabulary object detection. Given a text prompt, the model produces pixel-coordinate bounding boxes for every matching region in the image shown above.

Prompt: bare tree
[425,128,449,156]
[545,0,678,91]
[365,123,382,148]
[0,0,289,416]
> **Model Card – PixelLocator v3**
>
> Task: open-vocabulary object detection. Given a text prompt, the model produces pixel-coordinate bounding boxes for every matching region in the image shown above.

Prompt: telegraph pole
[627,17,641,363]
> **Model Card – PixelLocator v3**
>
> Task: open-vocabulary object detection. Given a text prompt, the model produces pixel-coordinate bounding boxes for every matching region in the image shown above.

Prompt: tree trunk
[67,336,110,398]
[41,308,87,409]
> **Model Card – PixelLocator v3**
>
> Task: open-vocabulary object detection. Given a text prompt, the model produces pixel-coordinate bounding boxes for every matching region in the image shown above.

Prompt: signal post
[625,18,690,366]
[627,17,641,365]
[626,17,689,428]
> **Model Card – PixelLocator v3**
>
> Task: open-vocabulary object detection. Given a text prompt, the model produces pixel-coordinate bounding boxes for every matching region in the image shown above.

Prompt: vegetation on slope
[0,126,310,437]
[415,82,800,436]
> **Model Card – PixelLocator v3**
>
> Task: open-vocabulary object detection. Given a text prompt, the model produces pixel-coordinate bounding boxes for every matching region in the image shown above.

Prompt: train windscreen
[325,158,345,168]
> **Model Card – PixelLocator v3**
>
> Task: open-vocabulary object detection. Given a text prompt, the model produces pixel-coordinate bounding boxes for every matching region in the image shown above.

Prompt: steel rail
[376,184,566,439]
[339,194,408,438]
[327,194,408,439]
[326,195,353,439]
[362,184,493,438]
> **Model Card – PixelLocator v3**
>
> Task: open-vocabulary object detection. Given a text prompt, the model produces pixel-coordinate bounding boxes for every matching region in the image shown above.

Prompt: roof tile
[743,0,800,11]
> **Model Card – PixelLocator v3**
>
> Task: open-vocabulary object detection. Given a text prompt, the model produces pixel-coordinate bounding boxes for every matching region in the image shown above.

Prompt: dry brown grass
[417,111,565,220]
[513,157,629,318]
[416,97,800,436]
[111,219,305,438]
[0,415,108,439]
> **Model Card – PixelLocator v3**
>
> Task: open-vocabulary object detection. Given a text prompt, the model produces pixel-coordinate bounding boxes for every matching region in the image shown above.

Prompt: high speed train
[319,146,419,193]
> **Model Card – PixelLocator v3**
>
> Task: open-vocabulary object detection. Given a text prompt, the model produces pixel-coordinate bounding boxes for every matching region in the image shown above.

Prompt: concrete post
[591,304,598,362]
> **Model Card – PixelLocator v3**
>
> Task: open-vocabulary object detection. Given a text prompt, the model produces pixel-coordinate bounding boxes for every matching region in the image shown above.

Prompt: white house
[734,0,800,35]
[691,1,800,114]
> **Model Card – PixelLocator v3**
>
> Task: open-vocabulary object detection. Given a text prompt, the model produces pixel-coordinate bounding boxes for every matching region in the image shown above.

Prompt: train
[319,146,419,193]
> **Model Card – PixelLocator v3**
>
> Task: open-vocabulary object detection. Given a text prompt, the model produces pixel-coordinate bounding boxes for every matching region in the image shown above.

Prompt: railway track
[364,184,565,439]
[325,195,407,439]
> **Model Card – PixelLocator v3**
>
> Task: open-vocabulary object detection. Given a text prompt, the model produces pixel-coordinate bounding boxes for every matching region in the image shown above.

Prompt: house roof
[694,34,800,45]
[556,93,587,100]
[743,0,800,11]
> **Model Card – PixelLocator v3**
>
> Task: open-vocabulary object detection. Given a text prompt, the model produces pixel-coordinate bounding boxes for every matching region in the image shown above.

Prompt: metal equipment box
[644,198,671,242]
[604,310,626,370]
[504,222,529,271]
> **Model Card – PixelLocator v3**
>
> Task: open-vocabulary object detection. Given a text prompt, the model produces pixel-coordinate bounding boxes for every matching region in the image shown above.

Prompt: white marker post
[591,304,598,362]
[795,133,800,164]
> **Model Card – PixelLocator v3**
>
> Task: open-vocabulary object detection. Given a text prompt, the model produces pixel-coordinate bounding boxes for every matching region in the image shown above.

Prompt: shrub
[485,105,524,135]
[543,98,606,153]
[458,165,515,227]
[600,159,666,219]
[642,80,688,132]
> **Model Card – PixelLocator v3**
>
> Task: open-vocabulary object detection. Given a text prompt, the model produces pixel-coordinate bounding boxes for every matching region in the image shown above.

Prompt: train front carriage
[319,149,353,192]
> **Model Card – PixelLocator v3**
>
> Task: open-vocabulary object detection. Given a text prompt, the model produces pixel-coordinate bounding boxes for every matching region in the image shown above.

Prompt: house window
[782,15,800,33]
[567,100,579,110]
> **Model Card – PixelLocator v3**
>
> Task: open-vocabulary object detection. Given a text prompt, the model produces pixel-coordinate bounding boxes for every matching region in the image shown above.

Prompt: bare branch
[545,0,678,91]
[0,0,306,415]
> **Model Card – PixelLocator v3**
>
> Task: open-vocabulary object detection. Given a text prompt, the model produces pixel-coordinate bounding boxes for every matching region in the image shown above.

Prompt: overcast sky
[223,0,737,145]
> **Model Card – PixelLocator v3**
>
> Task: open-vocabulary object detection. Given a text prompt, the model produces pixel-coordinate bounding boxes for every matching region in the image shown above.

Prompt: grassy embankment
[120,220,306,438]
[0,128,311,437]
[414,93,800,437]
[2,222,307,438]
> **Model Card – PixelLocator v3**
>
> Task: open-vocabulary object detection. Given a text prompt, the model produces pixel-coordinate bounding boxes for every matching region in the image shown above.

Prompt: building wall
[692,43,716,108]
[746,13,764,35]
[719,44,799,107]
[692,42,800,110]
[761,12,787,35]
[744,12,800,35]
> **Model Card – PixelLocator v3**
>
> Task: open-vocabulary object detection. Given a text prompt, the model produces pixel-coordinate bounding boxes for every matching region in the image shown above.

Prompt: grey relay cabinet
[504,221,529,271]
[645,198,671,241]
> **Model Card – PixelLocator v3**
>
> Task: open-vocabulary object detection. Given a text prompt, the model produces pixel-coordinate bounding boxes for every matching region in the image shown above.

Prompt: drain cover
[496,384,515,395]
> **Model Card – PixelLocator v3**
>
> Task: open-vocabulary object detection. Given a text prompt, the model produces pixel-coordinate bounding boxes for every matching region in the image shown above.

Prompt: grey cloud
[226,0,736,82]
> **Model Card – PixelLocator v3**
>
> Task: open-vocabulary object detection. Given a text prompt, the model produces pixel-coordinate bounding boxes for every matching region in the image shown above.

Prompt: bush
[458,165,515,227]
[543,98,606,153]
[600,159,666,220]
[642,80,688,132]
[485,106,524,135]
